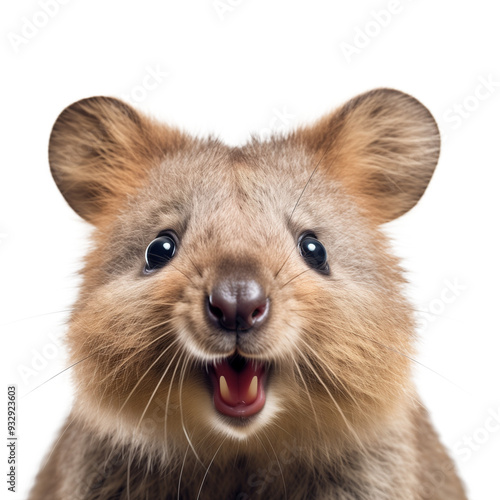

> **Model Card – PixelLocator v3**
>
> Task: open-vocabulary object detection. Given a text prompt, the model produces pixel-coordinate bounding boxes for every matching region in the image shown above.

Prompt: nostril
[249,300,269,324]
[206,280,270,332]
[247,299,269,328]
[207,292,238,330]
[208,298,224,320]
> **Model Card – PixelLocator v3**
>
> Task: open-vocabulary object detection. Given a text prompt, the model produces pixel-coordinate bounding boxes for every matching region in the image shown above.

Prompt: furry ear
[295,88,440,223]
[49,97,187,224]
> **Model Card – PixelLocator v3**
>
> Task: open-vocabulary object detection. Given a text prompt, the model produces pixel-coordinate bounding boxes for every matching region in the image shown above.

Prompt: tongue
[211,358,266,418]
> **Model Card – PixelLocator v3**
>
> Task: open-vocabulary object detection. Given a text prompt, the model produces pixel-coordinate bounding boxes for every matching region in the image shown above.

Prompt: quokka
[29,89,467,499]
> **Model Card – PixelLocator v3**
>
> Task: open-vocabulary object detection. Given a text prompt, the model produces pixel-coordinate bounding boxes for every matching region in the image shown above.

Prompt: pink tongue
[214,359,263,406]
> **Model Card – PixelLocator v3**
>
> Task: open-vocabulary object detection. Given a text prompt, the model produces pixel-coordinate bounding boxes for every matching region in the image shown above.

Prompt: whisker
[134,345,183,434]
[169,262,195,284]
[262,431,287,499]
[179,356,205,467]
[118,339,180,415]
[292,310,465,392]
[286,145,332,229]
[347,330,467,393]
[279,268,311,289]
[297,339,371,432]
[184,252,203,278]
[22,353,97,398]
[126,446,132,500]
[276,140,340,279]
[253,431,272,463]
[296,350,366,452]
[98,320,178,384]
[232,441,241,469]
[274,245,299,282]
[292,357,321,434]
[195,436,227,500]
[165,351,184,442]
[272,424,295,441]
[177,445,190,500]
[1,308,72,326]
[178,431,213,499]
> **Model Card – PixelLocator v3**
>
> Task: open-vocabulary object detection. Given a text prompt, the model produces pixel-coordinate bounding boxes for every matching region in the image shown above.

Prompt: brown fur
[30,89,467,499]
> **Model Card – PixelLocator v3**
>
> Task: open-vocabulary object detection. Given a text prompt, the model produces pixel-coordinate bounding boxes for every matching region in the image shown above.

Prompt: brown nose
[207,279,269,331]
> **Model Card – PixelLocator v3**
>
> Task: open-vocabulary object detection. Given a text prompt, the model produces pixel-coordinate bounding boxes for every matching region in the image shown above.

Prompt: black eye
[298,234,329,273]
[144,232,177,271]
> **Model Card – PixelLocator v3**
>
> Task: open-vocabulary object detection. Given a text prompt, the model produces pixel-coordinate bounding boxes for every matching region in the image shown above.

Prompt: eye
[298,234,329,273]
[144,232,177,272]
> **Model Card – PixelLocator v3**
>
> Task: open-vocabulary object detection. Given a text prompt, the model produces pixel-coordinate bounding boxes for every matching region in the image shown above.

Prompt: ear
[49,97,188,224]
[295,88,440,223]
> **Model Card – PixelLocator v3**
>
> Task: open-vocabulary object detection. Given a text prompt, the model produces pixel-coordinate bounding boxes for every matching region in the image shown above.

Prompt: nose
[207,279,270,331]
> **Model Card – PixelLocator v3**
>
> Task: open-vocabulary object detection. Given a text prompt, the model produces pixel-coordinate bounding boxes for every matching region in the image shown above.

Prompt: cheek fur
[67,275,190,434]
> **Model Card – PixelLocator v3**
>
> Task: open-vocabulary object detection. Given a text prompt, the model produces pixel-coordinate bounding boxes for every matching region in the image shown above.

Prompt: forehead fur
[93,136,385,287]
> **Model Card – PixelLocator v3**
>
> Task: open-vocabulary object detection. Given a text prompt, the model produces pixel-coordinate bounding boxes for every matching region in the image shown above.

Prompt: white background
[1,1,499,498]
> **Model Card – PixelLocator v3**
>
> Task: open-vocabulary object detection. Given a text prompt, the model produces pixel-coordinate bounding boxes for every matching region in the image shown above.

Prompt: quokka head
[49,89,439,459]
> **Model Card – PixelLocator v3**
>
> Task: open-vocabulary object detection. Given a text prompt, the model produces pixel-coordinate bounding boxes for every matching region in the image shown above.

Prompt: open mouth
[208,354,268,419]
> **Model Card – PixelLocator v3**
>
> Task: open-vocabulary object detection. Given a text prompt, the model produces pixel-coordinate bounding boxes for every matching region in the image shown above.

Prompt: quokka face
[49,89,439,460]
